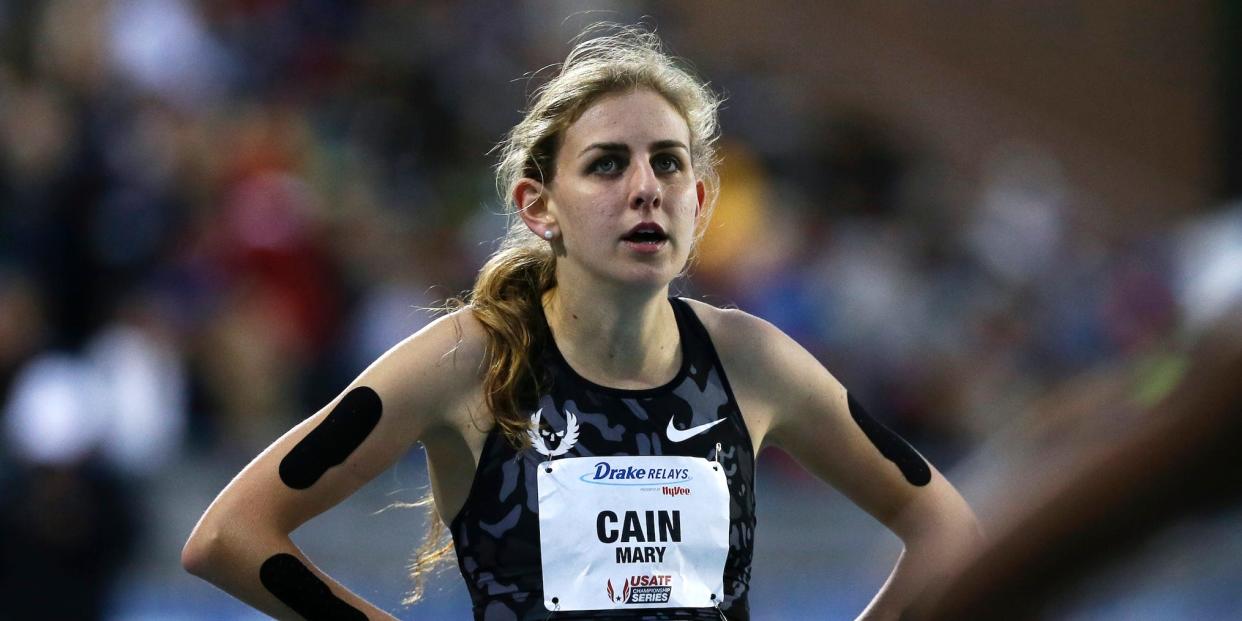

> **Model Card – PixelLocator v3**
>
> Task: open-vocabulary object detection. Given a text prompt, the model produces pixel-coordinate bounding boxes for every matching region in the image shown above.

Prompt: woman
[183,26,980,621]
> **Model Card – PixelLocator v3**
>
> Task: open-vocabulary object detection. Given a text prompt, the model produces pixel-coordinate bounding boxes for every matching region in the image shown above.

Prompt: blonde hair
[405,24,721,604]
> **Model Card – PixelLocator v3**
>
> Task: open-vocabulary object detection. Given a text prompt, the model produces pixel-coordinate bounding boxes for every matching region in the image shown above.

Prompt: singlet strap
[668,296,709,351]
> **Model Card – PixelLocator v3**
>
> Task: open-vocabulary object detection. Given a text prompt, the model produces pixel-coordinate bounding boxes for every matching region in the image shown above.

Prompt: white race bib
[537,454,730,611]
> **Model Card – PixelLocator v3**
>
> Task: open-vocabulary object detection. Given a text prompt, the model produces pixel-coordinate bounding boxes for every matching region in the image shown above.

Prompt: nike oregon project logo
[666,416,725,442]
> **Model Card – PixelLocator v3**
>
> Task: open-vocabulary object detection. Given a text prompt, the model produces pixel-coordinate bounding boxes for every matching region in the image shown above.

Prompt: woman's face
[540,88,704,290]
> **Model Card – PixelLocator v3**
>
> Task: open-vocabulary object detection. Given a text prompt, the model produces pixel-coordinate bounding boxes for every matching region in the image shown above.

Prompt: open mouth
[621,222,669,248]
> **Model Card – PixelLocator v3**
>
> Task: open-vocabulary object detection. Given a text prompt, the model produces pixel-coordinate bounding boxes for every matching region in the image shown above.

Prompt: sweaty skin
[259,554,369,621]
[279,386,383,490]
[847,393,931,487]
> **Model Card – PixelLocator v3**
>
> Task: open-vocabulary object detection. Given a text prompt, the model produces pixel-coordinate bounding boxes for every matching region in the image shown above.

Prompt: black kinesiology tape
[847,392,931,486]
[279,386,382,490]
[259,553,368,621]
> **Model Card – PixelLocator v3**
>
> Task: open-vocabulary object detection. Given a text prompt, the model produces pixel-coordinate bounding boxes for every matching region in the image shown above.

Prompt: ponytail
[404,240,555,605]
[468,242,558,447]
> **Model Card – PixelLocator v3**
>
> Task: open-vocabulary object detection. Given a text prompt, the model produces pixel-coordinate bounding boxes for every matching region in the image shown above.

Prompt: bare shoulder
[360,305,488,423]
[678,298,823,450]
[681,296,840,400]
[414,305,489,368]
[678,298,797,380]
[678,298,766,338]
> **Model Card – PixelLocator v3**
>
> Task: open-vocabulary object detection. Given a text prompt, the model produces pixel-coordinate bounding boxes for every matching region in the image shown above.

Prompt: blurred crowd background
[2,1,1240,619]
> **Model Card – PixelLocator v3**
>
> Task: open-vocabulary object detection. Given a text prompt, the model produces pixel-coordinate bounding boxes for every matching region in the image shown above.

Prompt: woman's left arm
[707,306,983,621]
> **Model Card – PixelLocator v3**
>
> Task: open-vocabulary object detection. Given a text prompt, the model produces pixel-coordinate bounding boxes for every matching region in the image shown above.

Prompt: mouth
[620,222,669,251]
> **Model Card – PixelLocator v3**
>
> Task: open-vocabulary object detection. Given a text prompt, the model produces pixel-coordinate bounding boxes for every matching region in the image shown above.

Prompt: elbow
[951,499,986,548]
[966,514,986,544]
[942,515,986,565]
[938,504,985,554]
[894,495,984,556]
[181,525,216,577]
[182,520,232,579]
[183,513,288,581]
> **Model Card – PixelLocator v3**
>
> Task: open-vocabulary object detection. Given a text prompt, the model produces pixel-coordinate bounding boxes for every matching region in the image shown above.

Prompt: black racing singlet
[450,297,757,621]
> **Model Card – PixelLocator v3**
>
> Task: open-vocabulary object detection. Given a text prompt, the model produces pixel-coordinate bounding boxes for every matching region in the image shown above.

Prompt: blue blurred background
[2,1,1240,619]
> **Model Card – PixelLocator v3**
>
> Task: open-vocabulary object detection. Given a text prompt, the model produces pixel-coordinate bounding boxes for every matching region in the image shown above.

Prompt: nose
[628,159,661,210]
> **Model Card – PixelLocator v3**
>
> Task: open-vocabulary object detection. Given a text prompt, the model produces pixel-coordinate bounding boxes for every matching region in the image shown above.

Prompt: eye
[652,153,682,173]
[588,155,625,175]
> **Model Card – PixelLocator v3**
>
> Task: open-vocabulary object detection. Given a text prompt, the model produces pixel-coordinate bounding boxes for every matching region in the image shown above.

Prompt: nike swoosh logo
[666,417,726,443]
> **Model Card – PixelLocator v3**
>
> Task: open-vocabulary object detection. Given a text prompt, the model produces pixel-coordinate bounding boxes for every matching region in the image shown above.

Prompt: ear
[695,180,706,219]
[514,178,556,237]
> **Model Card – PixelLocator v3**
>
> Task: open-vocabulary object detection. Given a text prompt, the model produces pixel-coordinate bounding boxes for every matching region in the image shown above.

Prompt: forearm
[183,526,397,621]
[856,541,938,621]
[858,505,983,620]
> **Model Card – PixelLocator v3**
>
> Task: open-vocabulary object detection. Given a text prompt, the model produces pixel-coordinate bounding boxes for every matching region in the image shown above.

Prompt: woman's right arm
[181,309,484,620]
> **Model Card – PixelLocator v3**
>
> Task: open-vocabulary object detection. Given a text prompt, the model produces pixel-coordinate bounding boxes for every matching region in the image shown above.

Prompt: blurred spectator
[0,458,137,620]
[1,352,140,620]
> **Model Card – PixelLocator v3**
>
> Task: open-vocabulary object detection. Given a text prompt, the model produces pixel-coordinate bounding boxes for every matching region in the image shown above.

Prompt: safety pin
[543,597,561,620]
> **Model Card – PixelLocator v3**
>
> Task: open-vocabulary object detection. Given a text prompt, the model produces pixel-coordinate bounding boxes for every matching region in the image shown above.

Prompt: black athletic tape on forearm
[259,553,369,621]
[279,386,382,490]
[847,393,931,486]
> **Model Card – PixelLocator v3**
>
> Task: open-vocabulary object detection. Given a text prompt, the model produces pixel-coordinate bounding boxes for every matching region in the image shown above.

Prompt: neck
[542,277,680,390]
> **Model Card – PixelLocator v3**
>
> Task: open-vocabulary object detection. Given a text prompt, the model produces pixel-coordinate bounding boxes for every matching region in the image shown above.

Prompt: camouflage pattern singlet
[450,297,757,620]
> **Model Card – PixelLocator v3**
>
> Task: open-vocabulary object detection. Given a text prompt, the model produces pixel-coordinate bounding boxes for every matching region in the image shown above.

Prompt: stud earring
[543,229,555,240]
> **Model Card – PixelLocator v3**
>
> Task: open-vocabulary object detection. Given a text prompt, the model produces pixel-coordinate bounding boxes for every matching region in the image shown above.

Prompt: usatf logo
[606,575,673,604]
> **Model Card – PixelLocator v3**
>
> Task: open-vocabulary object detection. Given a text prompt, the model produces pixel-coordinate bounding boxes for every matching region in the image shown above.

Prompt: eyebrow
[578,140,690,157]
